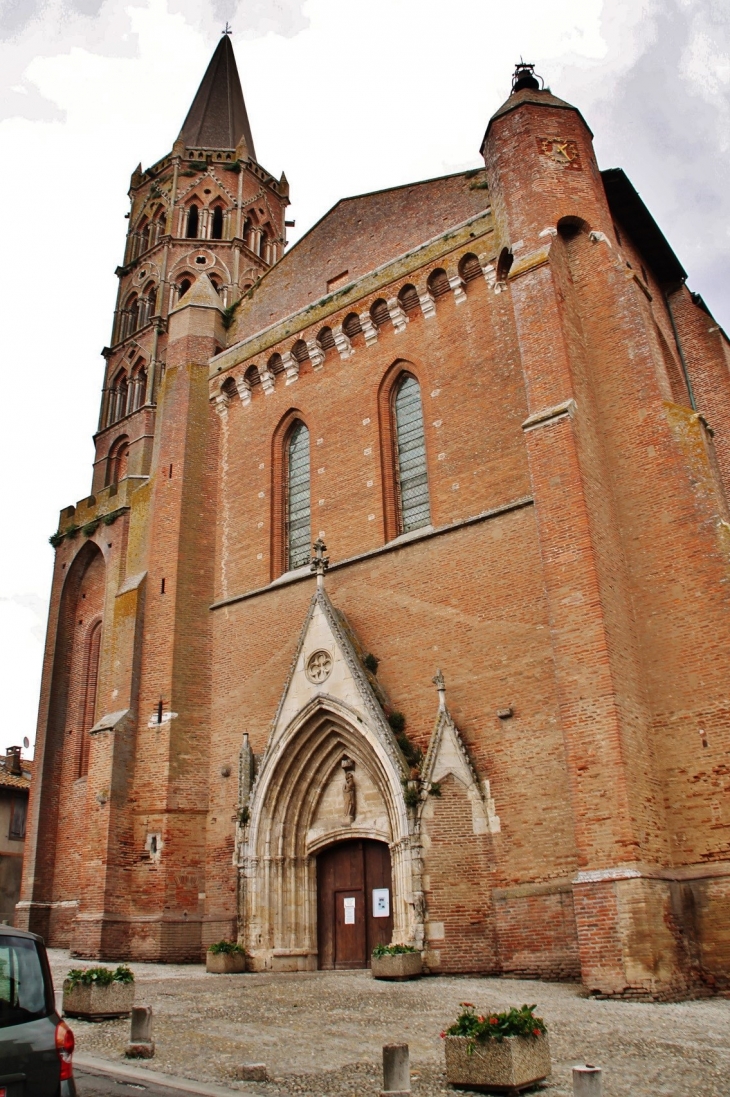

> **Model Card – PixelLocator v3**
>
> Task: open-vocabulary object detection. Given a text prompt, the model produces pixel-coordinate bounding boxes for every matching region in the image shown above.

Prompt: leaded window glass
[287,423,311,570]
[394,376,430,533]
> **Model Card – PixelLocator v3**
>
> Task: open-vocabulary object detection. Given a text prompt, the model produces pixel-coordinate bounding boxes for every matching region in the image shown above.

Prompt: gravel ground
[48,950,730,1096]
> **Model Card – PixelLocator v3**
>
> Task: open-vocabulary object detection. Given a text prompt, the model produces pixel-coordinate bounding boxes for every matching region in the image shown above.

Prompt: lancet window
[286,422,311,570]
[211,205,224,239]
[393,375,431,533]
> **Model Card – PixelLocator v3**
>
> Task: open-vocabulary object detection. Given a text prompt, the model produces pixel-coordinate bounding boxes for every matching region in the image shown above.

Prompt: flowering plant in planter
[372,944,418,957]
[65,965,134,988]
[443,1002,546,1050]
[441,1003,550,1091]
[63,966,135,1020]
[206,940,247,973]
[371,943,422,980]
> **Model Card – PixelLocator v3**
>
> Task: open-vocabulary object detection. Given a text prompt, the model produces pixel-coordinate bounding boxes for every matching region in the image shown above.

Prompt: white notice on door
[372,888,390,917]
[343,896,356,924]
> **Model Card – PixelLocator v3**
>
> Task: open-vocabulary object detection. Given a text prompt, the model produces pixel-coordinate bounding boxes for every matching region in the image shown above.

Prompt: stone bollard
[380,1043,410,1096]
[235,1064,267,1081]
[126,1006,154,1059]
[573,1064,602,1096]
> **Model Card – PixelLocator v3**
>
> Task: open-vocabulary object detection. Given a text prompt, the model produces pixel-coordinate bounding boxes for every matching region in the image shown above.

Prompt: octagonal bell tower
[94,33,290,497]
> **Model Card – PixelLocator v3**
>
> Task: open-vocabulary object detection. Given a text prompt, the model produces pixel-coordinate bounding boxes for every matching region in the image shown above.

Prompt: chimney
[6,747,22,776]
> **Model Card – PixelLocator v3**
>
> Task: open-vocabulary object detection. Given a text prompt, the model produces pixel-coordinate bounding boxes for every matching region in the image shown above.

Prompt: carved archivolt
[237,589,423,971]
[236,589,499,972]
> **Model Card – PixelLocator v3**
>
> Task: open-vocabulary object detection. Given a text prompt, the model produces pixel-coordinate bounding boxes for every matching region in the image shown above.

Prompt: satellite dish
[22,738,29,750]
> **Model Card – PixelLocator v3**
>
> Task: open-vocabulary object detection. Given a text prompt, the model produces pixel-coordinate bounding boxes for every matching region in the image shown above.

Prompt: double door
[317,839,393,969]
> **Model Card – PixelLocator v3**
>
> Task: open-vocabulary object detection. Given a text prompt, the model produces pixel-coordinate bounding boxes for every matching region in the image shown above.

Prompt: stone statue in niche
[342,758,356,822]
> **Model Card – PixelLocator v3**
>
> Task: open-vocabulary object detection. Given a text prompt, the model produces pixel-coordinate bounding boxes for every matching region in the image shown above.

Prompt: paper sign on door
[372,888,390,917]
[343,896,356,924]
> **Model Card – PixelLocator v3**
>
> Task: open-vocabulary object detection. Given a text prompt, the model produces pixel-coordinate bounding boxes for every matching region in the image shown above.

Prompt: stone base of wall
[573,871,730,1000]
[68,915,203,963]
[248,949,318,972]
[16,901,78,948]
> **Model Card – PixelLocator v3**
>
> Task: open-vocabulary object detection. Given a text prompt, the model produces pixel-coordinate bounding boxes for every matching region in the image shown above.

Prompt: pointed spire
[178,35,256,158]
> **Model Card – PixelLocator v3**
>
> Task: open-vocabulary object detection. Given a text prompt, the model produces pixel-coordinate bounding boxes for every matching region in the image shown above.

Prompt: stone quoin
[19,50,730,999]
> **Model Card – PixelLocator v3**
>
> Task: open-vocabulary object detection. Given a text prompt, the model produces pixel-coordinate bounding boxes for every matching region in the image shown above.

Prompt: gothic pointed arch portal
[238,589,424,971]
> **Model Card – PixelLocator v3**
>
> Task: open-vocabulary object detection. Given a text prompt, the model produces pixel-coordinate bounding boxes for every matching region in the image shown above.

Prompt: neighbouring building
[19,40,730,1000]
[0,747,31,924]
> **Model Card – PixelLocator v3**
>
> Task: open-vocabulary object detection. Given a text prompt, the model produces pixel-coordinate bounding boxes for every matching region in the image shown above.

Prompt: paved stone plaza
[49,951,730,1096]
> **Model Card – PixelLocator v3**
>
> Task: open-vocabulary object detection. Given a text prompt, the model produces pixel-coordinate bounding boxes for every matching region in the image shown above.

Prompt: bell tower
[93,32,290,495]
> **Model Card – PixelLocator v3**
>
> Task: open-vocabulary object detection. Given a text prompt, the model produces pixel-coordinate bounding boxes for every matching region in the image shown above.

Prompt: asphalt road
[75,1069,194,1096]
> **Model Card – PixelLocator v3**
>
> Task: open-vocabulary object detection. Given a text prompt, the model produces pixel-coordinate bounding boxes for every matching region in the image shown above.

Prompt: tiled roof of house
[0,757,31,791]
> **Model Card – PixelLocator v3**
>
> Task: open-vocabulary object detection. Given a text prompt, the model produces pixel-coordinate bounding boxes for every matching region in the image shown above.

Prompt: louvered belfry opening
[287,422,311,570]
[393,375,431,533]
[398,284,420,314]
[427,268,450,298]
[459,253,482,282]
[317,326,336,351]
[343,313,362,338]
[370,298,390,328]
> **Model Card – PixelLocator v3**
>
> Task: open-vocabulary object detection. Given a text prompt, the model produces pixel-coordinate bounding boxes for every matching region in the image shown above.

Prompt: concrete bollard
[126,1006,155,1059]
[573,1064,602,1096]
[380,1043,410,1096]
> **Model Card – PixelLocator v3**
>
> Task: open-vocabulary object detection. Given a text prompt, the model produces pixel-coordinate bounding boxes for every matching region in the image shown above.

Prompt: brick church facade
[20,39,730,999]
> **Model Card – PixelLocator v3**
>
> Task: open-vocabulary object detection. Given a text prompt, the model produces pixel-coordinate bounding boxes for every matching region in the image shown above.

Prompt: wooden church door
[317,839,393,969]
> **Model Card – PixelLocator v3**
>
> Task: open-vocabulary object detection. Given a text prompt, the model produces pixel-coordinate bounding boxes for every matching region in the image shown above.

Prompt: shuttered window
[394,376,430,533]
[287,423,311,570]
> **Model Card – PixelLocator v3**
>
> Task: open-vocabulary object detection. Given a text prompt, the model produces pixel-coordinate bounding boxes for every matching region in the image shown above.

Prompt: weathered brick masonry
[19,52,730,998]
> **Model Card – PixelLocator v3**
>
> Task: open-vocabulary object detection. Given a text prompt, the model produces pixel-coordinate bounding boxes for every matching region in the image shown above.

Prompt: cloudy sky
[1,0,728,756]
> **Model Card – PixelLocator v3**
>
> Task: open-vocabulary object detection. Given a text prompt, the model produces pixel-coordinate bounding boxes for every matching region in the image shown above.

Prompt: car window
[0,936,49,1027]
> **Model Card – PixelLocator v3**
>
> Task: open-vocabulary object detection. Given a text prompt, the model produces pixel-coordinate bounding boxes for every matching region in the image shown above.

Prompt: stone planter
[444,1033,551,1093]
[206,951,247,974]
[63,980,134,1020]
[371,951,422,980]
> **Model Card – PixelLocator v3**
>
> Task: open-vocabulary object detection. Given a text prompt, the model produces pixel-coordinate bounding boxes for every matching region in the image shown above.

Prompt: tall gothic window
[186,204,199,238]
[287,423,311,570]
[394,375,430,533]
[211,205,224,239]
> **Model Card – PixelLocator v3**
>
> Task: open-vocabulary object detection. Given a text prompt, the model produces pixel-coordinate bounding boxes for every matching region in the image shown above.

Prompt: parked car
[0,923,76,1095]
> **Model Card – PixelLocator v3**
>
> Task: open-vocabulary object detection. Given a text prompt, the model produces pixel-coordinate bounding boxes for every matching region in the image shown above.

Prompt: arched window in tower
[107,370,128,426]
[186,203,199,239]
[127,295,139,333]
[106,434,130,485]
[78,619,102,778]
[132,361,147,411]
[211,205,224,240]
[117,375,129,422]
[146,285,157,324]
[139,220,151,254]
[286,422,311,571]
[178,277,192,300]
[393,375,431,534]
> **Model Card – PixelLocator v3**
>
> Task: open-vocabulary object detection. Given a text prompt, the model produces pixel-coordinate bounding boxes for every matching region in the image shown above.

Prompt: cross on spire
[222,22,232,35]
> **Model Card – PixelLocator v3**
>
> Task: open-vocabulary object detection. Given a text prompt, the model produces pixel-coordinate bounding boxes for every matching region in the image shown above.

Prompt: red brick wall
[421,774,496,973]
